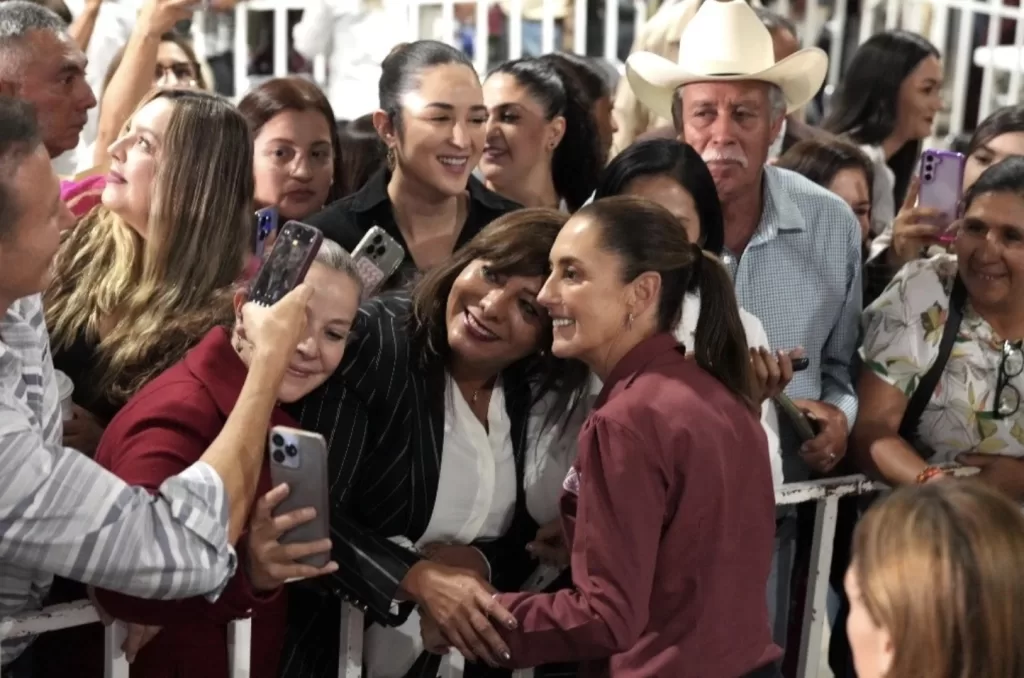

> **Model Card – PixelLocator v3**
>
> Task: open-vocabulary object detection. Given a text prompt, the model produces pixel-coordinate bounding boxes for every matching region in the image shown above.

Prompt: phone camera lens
[923,172,933,181]
[285,444,298,457]
[375,245,386,257]
[272,449,286,464]
[271,433,284,446]
[372,235,383,245]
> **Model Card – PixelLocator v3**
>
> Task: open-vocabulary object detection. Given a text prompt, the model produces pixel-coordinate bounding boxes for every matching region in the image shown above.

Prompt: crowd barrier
[207,0,1023,141]
[0,464,980,678]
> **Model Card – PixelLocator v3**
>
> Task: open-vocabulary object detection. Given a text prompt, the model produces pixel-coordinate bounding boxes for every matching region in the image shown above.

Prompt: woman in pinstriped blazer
[279,208,589,678]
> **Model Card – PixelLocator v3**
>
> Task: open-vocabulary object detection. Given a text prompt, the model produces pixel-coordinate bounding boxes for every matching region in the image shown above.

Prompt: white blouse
[364,376,517,677]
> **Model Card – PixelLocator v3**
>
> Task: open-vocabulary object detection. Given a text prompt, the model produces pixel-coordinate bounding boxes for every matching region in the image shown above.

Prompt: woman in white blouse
[292,0,411,122]
[282,208,590,678]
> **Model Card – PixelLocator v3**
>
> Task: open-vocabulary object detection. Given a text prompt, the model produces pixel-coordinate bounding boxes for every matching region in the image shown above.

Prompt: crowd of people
[1,0,1024,676]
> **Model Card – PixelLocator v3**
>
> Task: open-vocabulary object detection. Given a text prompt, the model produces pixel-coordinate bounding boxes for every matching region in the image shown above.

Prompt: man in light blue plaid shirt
[626,0,862,651]
[0,96,313,672]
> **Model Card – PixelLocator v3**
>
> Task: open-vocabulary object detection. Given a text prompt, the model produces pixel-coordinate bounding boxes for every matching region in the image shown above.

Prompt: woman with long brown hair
[46,87,252,450]
[37,87,253,676]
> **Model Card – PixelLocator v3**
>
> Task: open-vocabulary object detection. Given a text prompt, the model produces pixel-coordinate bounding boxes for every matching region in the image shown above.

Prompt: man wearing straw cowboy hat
[626,0,863,648]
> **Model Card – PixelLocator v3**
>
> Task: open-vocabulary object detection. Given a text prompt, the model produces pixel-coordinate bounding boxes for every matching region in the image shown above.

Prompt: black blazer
[302,168,521,292]
[279,294,541,677]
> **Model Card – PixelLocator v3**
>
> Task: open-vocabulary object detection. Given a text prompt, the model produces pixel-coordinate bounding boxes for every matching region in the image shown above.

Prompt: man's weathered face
[8,30,96,157]
[676,81,783,203]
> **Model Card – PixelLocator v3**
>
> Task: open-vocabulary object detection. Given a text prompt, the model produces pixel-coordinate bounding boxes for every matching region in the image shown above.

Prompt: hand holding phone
[246,483,337,589]
[750,347,805,402]
[266,427,332,569]
[249,221,323,307]
[774,393,820,442]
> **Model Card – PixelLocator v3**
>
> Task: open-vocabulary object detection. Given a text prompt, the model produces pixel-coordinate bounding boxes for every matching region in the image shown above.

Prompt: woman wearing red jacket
[90,240,361,677]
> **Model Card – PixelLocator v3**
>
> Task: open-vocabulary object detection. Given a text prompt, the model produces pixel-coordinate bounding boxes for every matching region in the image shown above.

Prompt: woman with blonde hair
[846,481,1024,678]
[46,87,253,451]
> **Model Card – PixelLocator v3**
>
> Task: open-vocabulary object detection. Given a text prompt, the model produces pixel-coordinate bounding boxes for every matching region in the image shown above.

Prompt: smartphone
[791,356,809,372]
[268,426,331,568]
[774,393,819,442]
[253,207,279,260]
[350,226,406,297]
[918,149,966,243]
[249,221,323,307]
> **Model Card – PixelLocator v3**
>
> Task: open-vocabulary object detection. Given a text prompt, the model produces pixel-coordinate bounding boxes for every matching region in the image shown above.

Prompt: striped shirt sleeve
[0,414,237,601]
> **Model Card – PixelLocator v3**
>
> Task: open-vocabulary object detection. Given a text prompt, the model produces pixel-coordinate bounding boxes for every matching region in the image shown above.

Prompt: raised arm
[0,288,310,601]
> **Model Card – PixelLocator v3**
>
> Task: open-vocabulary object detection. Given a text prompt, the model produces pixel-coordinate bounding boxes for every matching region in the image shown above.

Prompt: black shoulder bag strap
[897,276,968,444]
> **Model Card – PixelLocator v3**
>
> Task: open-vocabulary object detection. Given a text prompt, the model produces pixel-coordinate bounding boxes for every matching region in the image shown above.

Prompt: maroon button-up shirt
[496,333,781,677]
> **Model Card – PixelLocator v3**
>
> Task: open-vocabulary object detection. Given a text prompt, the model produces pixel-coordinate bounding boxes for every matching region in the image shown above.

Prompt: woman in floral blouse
[852,156,1024,500]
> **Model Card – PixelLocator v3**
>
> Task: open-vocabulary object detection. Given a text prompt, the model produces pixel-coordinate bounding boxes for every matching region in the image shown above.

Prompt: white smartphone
[268,426,330,568]
[350,226,405,297]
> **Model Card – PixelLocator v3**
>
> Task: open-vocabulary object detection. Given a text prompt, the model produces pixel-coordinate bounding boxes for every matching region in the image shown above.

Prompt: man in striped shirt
[0,96,316,670]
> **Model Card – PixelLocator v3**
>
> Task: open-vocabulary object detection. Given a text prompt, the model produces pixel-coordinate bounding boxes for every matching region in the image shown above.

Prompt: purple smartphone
[918,149,966,243]
[249,221,323,307]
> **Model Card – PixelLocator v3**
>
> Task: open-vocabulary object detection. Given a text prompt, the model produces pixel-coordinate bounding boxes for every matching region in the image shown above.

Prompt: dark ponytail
[581,196,755,410]
[488,57,602,211]
[689,248,755,412]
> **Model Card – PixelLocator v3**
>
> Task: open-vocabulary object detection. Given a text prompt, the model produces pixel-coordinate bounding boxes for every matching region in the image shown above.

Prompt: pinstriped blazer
[279,293,541,678]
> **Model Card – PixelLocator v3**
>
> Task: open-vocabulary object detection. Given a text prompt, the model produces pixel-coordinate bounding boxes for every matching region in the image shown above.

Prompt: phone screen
[249,221,323,306]
[253,208,279,260]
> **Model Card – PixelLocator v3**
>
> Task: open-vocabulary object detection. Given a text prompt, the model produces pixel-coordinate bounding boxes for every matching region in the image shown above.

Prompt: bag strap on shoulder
[897,276,968,443]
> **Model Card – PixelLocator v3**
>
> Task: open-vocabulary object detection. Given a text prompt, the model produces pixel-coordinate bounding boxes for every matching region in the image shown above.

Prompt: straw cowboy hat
[625,0,828,121]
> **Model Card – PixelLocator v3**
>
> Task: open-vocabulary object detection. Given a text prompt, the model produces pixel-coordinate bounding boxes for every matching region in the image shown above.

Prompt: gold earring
[386,146,396,170]
[626,312,634,329]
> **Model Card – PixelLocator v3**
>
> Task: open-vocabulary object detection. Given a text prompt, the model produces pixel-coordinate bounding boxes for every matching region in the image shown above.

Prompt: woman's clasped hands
[402,551,518,667]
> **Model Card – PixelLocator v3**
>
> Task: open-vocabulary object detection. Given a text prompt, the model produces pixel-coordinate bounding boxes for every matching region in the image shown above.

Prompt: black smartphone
[792,357,809,372]
[253,207,279,260]
[249,221,323,307]
[774,393,820,442]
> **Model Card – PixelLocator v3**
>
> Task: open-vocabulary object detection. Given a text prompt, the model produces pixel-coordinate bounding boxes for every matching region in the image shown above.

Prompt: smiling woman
[84,239,361,678]
[279,207,590,678]
[301,40,521,293]
[853,156,1024,493]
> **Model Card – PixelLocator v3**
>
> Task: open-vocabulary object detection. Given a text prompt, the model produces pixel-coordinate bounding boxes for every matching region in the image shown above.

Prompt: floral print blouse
[861,254,1024,462]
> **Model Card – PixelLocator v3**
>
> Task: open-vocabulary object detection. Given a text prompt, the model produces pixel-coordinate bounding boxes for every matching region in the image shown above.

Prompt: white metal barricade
[0,466,983,678]
[189,0,1022,141]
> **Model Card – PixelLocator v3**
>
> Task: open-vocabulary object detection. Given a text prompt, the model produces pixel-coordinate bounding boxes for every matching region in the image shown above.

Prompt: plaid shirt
[720,166,863,482]
[0,295,236,665]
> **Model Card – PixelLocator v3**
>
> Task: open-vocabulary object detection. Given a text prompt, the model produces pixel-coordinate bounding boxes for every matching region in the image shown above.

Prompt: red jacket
[496,333,781,677]
[91,326,293,678]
